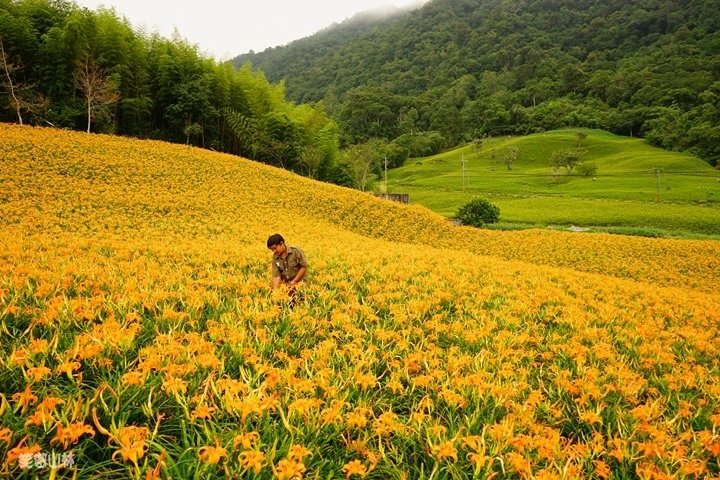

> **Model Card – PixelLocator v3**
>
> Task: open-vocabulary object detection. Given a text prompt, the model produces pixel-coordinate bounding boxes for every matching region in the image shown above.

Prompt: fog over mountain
[234,0,720,165]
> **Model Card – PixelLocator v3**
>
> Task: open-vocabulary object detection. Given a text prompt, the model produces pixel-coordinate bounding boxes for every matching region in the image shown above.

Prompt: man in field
[267,233,308,298]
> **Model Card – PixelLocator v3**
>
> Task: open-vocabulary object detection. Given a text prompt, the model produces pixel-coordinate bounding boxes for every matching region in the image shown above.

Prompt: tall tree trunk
[0,37,23,125]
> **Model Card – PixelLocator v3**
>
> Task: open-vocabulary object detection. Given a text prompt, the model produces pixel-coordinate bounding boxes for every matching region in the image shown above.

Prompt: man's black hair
[267,233,285,248]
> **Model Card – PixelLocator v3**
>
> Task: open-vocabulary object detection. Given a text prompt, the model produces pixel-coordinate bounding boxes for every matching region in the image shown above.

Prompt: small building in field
[374,193,409,204]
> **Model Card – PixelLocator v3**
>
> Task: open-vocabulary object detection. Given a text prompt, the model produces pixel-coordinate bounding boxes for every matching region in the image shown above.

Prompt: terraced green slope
[387,129,720,236]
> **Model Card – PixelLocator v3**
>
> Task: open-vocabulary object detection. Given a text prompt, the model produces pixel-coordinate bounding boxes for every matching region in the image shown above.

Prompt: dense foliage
[235,0,720,165]
[0,0,339,176]
[455,197,501,226]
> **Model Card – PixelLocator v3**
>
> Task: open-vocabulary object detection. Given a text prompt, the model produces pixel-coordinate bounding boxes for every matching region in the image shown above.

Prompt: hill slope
[0,123,717,291]
[1,124,719,478]
[234,0,720,162]
[388,129,720,234]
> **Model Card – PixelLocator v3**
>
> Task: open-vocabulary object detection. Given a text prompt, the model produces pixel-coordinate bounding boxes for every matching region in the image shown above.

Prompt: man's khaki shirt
[272,246,309,282]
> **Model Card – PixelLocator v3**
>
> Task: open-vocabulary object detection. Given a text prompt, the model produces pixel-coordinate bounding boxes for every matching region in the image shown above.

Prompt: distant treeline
[236,0,720,166]
[0,0,340,178]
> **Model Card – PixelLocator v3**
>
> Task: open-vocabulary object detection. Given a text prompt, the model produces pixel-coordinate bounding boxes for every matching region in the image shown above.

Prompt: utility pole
[384,154,388,194]
[654,168,663,202]
[461,153,466,192]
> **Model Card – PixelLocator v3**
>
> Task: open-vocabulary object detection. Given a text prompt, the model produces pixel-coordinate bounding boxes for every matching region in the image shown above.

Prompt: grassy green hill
[387,129,720,237]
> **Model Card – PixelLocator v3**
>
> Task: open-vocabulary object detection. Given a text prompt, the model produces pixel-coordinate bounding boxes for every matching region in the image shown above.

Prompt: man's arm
[270,256,282,289]
[289,266,307,286]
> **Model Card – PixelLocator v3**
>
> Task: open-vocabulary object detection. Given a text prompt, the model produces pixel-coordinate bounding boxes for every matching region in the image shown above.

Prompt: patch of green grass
[386,129,720,237]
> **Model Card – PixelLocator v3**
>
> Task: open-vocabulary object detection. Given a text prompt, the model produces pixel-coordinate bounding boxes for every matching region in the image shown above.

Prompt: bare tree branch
[0,35,49,125]
[76,57,120,133]
[0,35,23,124]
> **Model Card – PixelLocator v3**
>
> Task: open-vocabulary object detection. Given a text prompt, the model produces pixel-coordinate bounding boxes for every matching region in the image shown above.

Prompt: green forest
[0,0,339,178]
[236,0,720,166]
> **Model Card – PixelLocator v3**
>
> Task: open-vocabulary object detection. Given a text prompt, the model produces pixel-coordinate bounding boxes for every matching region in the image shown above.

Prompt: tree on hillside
[576,131,587,147]
[256,112,301,169]
[365,138,409,169]
[0,0,342,167]
[184,123,202,145]
[472,138,483,159]
[503,146,519,170]
[550,148,587,175]
[1,35,23,124]
[76,58,119,133]
[455,197,500,227]
[338,87,407,144]
[393,131,445,157]
[299,146,324,179]
[222,108,260,158]
[0,36,46,125]
[342,143,378,191]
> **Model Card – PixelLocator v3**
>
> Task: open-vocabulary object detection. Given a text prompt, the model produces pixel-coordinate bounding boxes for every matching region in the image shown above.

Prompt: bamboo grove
[0,0,339,177]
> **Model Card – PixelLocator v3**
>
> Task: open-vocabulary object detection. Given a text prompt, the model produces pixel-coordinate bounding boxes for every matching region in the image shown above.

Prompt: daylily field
[1,124,719,479]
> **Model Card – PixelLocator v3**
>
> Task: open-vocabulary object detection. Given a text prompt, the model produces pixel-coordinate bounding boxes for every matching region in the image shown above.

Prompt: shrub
[577,162,598,177]
[549,148,587,174]
[455,197,500,227]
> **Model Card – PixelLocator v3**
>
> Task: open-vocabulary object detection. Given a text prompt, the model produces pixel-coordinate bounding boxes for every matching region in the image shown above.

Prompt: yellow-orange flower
[233,431,260,450]
[0,427,12,447]
[198,445,226,465]
[287,444,312,462]
[467,452,490,470]
[433,441,458,462]
[110,425,150,464]
[341,459,367,478]
[189,404,216,422]
[28,339,50,354]
[24,397,65,426]
[25,366,52,382]
[238,449,265,474]
[274,459,306,479]
[345,408,370,429]
[122,370,146,387]
[162,377,187,395]
[592,460,611,479]
[56,361,81,378]
[52,421,95,449]
[6,443,42,466]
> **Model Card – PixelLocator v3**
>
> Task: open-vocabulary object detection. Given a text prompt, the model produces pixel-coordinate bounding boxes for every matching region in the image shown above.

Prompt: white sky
[74,0,429,61]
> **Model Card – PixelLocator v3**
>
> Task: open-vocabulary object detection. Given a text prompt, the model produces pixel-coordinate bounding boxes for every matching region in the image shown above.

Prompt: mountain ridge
[232,0,720,164]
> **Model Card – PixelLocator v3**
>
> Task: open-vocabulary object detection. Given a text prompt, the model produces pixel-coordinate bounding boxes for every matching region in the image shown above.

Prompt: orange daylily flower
[238,449,265,474]
[198,445,226,465]
[0,427,12,447]
[341,459,367,479]
[433,441,458,462]
[109,425,150,464]
[52,421,95,449]
[274,459,306,480]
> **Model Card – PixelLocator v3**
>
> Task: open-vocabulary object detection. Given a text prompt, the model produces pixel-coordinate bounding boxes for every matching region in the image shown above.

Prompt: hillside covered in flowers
[1,124,719,478]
